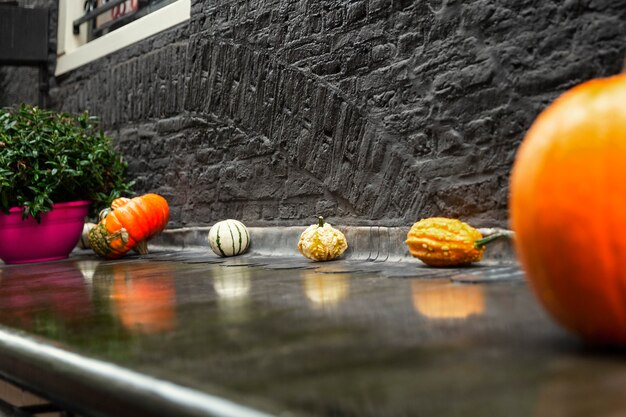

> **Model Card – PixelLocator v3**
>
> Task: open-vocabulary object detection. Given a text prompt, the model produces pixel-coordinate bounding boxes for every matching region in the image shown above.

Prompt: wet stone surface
[1,249,625,417]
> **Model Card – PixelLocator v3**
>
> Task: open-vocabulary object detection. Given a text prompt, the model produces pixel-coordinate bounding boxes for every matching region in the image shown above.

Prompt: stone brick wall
[7,0,626,227]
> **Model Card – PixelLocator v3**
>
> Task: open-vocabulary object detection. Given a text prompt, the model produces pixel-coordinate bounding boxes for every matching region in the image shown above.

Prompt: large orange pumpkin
[510,73,626,345]
[89,194,169,259]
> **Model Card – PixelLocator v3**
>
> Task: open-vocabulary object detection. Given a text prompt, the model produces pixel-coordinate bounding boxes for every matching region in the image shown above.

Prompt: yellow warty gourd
[406,217,491,267]
[298,217,348,261]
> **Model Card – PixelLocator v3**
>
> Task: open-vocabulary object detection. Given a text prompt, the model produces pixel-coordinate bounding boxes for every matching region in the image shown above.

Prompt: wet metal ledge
[151,226,517,264]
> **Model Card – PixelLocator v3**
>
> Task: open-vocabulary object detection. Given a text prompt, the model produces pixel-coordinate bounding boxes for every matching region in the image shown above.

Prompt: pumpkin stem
[474,232,511,249]
[134,240,149,255]
[318,216,325,227]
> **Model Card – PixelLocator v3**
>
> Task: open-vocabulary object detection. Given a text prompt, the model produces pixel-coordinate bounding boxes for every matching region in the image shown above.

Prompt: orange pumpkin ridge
[145,194,170,235]
[111,197,131,210]
[116,203,150,242]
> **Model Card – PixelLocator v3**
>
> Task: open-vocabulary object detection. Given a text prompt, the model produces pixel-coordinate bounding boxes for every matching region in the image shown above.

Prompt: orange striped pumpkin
[89,194,169,259]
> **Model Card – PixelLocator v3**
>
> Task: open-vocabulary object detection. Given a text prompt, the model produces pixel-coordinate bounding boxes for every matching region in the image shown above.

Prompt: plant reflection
[105,263,177,335]
[412,281,485,320]
[0,262,92,332]
[302,271,350,309]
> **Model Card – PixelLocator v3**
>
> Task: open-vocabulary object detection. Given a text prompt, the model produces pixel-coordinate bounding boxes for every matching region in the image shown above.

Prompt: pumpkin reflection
[412,281,485,320]
[213,267,252,323]
[105,264,176,334]
[302,271,350,308]
[213,266,251,301]
[76,260,102,300]
[0,262,92,329]
[76,260,102,284]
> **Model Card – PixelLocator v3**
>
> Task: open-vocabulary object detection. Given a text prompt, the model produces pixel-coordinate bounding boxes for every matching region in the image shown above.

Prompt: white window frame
[56,0,190,76]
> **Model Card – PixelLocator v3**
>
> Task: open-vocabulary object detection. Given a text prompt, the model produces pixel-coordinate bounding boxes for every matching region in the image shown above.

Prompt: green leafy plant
[0,104,133,220]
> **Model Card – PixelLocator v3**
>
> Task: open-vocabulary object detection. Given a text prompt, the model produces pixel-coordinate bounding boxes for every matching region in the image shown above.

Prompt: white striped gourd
[208,219,250,257]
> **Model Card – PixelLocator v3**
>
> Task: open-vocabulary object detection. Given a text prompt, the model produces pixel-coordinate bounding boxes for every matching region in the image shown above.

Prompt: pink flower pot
[0,200,90,264]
